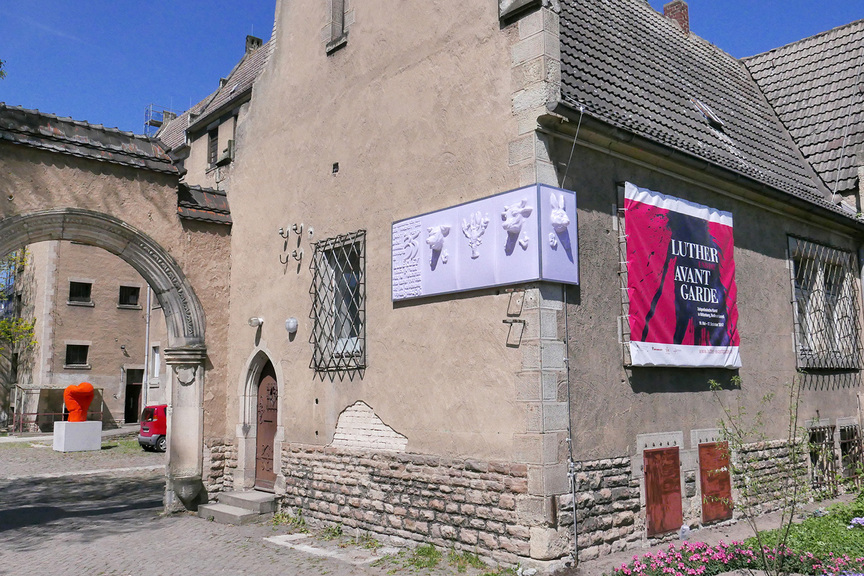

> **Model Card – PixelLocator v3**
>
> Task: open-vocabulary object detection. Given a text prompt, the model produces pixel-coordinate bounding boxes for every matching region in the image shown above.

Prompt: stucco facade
[199,0,864,566]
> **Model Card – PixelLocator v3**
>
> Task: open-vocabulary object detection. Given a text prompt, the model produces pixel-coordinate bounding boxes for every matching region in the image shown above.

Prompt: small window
[839,424,863,482]
[809,425,837,494]
[119,286,140,307]
[65,344,90,368]
[789,238,862,370]
[310,230,366,372]
[149,345,161,387]
[207,128,219,166]
[68,281,92,304]
[326,0,348,54]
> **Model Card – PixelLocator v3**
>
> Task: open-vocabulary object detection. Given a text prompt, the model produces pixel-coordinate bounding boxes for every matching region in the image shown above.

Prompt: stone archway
[0,104,232,512]
[0,209,209,510]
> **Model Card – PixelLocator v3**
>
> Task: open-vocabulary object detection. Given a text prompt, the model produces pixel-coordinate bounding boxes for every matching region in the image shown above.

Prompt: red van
[138,405,167,452]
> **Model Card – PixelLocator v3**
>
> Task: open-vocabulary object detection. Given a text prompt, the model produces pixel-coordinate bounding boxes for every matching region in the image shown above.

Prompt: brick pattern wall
[557,457,641,562]
[733,439,809,513]
[204,437,237,495]
[279,445,533,564]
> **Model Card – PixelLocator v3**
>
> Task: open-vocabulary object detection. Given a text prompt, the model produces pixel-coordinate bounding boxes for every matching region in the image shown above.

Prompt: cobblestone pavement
[0,438,508,576]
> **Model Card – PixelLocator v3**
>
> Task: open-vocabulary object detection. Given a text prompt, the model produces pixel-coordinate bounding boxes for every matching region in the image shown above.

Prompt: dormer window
[690,97,724,130]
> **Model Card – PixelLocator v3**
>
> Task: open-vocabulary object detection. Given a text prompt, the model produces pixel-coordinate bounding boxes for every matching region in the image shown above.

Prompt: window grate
[68,281,92,303]
[840,425,863,487]
[119,286,140,307]
[809,425,837,494]
[65,344,89,367]
[789,238,862,370]
[309,230,366,374]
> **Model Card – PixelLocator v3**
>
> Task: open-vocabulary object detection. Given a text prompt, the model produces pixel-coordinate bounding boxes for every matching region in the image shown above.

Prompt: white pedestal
[53,421,103,452]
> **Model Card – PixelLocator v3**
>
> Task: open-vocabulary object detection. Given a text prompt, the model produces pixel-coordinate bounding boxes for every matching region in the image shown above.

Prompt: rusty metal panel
[699,442,733,524]
[255,365,278,492]
[644,446,683,536]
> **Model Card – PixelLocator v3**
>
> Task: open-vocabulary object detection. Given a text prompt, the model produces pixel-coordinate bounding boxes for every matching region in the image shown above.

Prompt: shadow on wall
[626,367,740,393]
[798,370,861,391]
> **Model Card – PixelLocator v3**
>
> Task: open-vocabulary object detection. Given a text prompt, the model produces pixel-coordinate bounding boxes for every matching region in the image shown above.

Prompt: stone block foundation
[278,444,534,564]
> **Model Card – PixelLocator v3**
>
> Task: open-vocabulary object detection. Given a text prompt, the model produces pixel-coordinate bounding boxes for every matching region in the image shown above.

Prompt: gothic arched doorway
[255,361,278,491]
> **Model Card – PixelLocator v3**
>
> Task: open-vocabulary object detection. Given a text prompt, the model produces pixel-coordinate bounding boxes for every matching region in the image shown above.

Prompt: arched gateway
[0,104,229,510]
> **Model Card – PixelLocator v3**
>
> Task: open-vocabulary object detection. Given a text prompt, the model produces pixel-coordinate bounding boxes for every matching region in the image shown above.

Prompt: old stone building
[3,0,863,571]
[157,0,864,567]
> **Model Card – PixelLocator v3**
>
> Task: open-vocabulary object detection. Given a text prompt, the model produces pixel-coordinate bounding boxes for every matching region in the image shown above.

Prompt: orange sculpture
[63,382,94,422]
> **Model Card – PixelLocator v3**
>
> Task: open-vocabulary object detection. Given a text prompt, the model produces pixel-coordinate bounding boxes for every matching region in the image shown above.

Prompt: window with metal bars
[809,425,838,493]
[840,424,863,484]
[68,281,92,304]
[309,230,366,373]
[789,237,862,370]
[64,344,90,368]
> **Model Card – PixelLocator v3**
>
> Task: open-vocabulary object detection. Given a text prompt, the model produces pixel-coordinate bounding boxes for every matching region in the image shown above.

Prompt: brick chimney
[663,0,689,35]
[246,35,263,54]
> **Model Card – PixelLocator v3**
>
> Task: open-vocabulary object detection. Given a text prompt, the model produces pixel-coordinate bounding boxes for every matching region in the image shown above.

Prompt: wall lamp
[248,317,264,328]
[285,317,298,334]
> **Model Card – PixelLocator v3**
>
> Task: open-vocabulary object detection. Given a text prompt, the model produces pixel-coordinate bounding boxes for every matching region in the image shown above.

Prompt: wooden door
[699,442,733,524]
[644,446,683,537]
[255,364,278,491]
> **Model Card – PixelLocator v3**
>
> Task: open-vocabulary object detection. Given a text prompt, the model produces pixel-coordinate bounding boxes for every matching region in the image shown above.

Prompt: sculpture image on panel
[461,211,490,259]
[425,224,450,270]
[64,382,94,422]
[402,227,421,263]
[548,193,574,261]
[501,198,533,254]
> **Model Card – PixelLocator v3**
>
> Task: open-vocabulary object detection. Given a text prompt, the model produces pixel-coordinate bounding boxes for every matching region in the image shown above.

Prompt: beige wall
[226,0,532,461]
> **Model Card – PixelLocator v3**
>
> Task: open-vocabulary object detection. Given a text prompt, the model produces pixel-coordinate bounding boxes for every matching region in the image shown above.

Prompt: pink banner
[625,183,740,368]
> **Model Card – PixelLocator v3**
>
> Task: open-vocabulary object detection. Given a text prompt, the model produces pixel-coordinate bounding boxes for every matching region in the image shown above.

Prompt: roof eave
[186,87,253,135]
[547,100,864,231]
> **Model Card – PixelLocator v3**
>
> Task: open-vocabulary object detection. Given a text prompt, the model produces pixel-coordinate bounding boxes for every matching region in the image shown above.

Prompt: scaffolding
[143,104,179,137]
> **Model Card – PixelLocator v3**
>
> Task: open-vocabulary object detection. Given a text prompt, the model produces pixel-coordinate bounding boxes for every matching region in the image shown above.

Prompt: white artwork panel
[392,185,578,301]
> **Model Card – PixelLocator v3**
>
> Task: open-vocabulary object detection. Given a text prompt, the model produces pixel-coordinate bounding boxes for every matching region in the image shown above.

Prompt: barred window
[789,238,862,370]
[839,424,863,483]
[309,231,366,372]
[809,425,837,494]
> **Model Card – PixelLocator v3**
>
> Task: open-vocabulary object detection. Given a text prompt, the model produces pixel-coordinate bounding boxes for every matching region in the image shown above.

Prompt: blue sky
[1,1,860,134]
[1,1,277,133]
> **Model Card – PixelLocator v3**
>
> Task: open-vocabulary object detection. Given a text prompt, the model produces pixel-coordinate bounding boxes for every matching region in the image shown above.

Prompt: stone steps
[198,490,277,525]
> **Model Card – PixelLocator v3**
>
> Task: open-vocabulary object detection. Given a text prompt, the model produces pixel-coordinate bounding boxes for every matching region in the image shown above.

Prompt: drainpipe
[563,285,578,566]
[142,287,152,408]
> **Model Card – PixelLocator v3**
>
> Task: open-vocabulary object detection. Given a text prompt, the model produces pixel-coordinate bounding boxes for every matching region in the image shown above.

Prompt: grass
[407,544,443,569]
[270,509,309,533]
[448,550,486,573]
[370,544,517,575]
[750,490,864,565]
[100,438,142,454]
[321,523,343,541]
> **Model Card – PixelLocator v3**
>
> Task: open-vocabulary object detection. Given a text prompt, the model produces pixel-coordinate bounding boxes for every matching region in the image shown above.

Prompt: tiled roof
[0,103,176,174]
[558,0,837,211]
[177,183,232,225]
[744,20,864,195]
[157,41,272,151]
[155,99,209,152]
